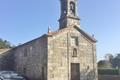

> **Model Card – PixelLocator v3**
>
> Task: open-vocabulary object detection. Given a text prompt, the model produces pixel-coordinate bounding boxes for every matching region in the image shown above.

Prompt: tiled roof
[47,27,70,36]
[0,49,10,54]
[47,26,97,42]
[75,26,97,42]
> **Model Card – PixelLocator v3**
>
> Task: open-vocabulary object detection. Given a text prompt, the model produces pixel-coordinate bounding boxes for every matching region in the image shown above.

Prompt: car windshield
[0,71,25,80]
[1,71,13,74]
[4,78,23,80]
[0,71,18,75]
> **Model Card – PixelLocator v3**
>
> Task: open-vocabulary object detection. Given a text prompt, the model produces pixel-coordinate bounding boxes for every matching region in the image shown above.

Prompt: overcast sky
[0,0,120,61]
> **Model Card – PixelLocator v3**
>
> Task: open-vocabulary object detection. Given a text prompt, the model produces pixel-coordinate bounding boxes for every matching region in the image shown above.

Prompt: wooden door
[71,63,80,80]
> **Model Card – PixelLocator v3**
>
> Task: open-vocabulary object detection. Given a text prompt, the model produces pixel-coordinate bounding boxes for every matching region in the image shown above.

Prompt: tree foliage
[98,60,112,69]
[0,38,14,49]
[98,54,120,69]
[112,54,120,68]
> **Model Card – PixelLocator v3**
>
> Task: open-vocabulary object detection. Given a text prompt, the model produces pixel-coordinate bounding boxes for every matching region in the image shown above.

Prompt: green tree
[0,38,14,49]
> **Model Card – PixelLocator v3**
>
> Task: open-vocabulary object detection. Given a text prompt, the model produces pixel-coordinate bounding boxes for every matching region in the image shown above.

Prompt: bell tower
[59,0,80,29]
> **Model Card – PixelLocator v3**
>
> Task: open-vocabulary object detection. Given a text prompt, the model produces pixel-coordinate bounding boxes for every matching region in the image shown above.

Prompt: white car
[0,71,25,80]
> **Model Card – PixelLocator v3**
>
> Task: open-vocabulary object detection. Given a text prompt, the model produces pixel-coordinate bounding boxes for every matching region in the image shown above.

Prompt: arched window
[70,1,75,16]
[73,48,77,57]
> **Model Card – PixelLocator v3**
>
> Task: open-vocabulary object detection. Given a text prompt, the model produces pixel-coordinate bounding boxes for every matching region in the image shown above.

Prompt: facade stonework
[0,35,48,80]
[0,0,98,80]
[47,26,97,80]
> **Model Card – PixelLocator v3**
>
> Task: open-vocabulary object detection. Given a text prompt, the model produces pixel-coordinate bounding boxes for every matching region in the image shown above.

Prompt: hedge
[98,69,119,75]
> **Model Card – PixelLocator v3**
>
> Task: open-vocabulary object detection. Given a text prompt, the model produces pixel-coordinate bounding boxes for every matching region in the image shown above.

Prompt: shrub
[98,69,119,75]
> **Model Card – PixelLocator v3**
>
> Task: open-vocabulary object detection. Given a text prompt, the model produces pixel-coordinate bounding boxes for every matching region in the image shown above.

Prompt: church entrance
[71,63,80,80]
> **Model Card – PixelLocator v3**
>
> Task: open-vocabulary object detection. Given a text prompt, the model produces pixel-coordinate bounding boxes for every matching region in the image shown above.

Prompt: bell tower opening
[70,1,76,16]
[59,0,80,29]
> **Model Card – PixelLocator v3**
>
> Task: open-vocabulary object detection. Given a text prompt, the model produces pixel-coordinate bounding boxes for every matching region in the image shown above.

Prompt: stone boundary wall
[98,75,120,80]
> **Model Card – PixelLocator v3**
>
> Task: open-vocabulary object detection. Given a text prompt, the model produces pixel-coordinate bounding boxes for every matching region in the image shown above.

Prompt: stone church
[0,0,98,80]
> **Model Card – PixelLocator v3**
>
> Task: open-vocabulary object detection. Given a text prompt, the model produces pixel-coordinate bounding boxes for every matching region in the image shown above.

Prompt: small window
[24,48,27,57]
[71,37,78,46]
[72,48,77,57]
[23,67,26,74]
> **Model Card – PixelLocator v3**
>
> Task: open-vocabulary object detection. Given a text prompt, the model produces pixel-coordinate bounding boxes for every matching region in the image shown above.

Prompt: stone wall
[48,27,97,80]
[0,35,48,80]
[0,49,15,70]
[98,75,120,80]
